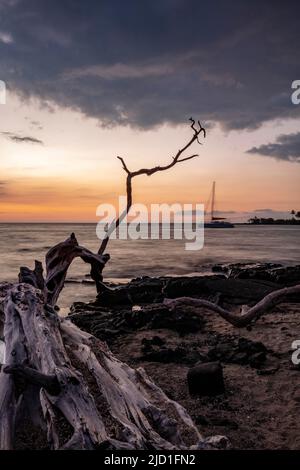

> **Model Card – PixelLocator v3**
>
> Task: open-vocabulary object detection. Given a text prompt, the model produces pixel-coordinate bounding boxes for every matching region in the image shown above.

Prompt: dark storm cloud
[1,131,43,144]
[247,133,300,163]
[0,0,299,129]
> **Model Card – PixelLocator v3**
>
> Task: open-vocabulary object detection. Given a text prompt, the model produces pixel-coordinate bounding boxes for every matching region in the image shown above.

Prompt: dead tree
[98,118,206,255]
[164,284,300,327]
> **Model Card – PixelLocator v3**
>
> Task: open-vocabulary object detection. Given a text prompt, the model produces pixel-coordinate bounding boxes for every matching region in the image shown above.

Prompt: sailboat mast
[211,181,215,221]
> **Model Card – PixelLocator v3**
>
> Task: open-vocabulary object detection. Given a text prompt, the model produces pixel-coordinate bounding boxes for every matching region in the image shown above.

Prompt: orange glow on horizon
[1,94,299,223]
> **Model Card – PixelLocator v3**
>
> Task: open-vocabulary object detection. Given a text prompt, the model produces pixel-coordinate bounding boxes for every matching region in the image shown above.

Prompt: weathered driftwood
[164,284,300,327]
[0,282,226,450]
[44,233,109,305]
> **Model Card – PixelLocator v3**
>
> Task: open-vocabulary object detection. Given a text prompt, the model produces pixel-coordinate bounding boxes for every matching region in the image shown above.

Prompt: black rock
[209,417,239,429]
[195,415,210,425]
[238,337,266,354]
[208,336,267,368]
[187,361,225,396]
[223,263,300,287]
[140,337,202,364]
[141,336,165,351]
[141,345,186,363]
[256,366,279,375]
[231,352,249,365]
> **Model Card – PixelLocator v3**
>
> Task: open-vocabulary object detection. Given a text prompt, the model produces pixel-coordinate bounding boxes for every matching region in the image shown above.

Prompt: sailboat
[204,181,234,228]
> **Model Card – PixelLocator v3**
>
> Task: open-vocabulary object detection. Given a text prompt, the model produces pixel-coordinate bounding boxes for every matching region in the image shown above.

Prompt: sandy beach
[112,303,300,449]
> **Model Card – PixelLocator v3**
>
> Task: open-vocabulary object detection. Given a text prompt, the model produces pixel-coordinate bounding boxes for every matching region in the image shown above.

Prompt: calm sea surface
[0,223,299,308]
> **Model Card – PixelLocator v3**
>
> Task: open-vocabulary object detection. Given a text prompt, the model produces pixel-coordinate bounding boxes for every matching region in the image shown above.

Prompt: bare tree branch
[98,118,206,255]
[116,156,130,174]
[164,284,300,328]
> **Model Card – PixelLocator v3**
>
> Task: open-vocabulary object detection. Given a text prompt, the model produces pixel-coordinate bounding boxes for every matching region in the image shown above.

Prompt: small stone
[257,366,279,375]
[151,336,165,346]
[203,435,230,449]
[187,361,225,396]
[195,414,210,425]
[248,351,267,368]
[232,351,249,364]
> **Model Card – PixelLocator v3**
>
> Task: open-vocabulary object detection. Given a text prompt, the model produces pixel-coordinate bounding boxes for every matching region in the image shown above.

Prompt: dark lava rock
[163,276,281,305]
[141,345,187,363]
[163,275,225,298]
[140,337,204,364]
[270,265,300,285]
[256,366,279,376]
[248,352,267,368]
[212,262,281,275]
[217,262,300,286]
[94,271,286,309]
[187,361,225,396]
[142,336,165,347]
[71,300,206,343]
[132,304,206,335]
[195,415,210,425]
[96,277,166,306]
[208,336,267,368]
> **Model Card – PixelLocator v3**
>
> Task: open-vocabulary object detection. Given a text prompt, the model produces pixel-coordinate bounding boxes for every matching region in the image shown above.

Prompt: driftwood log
[0,235,228,450]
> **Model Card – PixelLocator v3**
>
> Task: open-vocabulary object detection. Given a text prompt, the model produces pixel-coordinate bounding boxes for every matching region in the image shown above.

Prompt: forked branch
[164,284,300,328]
[98,118,206,254]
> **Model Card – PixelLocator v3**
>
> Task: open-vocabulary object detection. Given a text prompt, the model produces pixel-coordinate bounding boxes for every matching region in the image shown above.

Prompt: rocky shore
[70,263,300,449]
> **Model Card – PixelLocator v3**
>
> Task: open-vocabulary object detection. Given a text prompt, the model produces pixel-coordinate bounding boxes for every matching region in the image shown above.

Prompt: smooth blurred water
[0,223,299,308]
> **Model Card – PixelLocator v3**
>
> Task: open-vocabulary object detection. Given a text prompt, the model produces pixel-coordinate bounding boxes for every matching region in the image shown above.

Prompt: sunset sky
[0,0,299,222]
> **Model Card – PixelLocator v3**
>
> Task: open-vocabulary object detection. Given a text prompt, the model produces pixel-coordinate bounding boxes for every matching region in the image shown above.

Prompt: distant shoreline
[0,222,300,226]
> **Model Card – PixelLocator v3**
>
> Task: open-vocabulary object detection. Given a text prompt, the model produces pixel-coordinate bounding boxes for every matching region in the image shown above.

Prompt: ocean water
[0,223,299,308]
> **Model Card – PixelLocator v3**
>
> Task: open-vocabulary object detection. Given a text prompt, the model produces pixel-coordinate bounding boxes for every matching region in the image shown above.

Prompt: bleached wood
[0,282,225,450]
[45,233,109,304]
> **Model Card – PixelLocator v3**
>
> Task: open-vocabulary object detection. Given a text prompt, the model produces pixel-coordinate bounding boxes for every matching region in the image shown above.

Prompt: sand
[110,302,300,450]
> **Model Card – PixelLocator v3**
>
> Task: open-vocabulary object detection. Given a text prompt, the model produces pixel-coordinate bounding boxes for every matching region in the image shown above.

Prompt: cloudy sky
[0,0,299,222]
